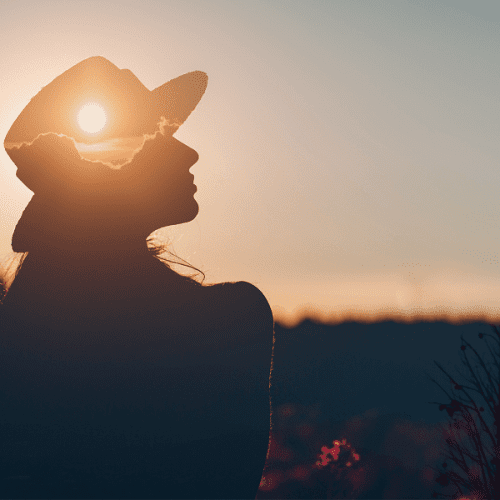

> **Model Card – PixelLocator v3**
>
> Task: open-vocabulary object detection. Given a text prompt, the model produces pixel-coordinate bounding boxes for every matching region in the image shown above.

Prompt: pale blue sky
[1,1,499,323]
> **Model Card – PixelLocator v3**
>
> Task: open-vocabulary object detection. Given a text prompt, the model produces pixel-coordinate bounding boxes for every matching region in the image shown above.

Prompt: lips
[187,173,196,192]
[179,179,196,193]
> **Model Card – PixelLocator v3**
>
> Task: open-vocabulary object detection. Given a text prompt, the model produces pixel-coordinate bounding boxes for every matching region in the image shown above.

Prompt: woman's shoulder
[205,280,269,303]
[203,281,273,321]
[191,282,274,370]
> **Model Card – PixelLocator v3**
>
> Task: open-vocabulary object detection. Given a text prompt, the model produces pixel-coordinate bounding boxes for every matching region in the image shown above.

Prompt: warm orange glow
[77,103,106,134]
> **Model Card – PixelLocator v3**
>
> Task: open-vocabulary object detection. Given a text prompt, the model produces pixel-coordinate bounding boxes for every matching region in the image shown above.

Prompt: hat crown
[5,56,156,145]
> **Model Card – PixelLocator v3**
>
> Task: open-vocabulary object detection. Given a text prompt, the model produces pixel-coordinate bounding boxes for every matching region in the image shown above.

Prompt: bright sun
[77,103,107,134]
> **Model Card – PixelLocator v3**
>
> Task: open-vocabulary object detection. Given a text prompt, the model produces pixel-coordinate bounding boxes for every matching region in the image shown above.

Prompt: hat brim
[150,71,208,136]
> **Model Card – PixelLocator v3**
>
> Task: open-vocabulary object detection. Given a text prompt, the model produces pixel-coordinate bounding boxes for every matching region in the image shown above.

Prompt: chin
[182,196,199,219]
[163,199,199,227]
[181,203,199,224]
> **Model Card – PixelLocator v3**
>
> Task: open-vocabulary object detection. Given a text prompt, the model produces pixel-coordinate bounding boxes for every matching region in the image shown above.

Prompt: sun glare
[77,103,107,134]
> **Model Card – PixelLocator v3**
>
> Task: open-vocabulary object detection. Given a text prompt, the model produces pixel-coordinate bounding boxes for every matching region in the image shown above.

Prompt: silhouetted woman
[0,57,274,499]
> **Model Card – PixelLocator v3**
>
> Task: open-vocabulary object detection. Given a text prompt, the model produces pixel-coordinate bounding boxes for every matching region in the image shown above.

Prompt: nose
[191,149,199,165]
[185,145,199,167]
[172,137,199,167]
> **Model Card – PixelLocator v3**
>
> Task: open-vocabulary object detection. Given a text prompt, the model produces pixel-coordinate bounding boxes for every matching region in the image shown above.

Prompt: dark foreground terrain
[258,319,494,499]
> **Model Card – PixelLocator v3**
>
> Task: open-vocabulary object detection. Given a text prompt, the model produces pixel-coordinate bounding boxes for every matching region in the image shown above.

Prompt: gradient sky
[1,0,499,324]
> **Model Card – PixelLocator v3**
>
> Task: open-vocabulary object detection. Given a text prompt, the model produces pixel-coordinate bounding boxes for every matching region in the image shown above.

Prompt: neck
[25,238,154,265]
[12,193,156,261]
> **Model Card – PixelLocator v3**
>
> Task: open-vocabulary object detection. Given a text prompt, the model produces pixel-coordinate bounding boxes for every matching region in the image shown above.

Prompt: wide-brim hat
[4,56,208,146]
[5,57,208,253]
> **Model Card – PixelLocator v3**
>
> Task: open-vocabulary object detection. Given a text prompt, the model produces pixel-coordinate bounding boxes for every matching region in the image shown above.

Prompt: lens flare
[77,103,106,134]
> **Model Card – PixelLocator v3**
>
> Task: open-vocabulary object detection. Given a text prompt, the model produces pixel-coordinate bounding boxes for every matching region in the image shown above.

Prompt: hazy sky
[1,0,499,324]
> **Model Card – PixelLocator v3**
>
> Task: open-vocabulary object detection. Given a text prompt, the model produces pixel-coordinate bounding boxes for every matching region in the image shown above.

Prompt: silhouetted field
[257,318,492,499]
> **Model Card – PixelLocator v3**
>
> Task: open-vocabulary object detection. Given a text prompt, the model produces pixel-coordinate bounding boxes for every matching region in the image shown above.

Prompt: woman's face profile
[123,133,200,232]
[4,58,209,252]
[5,128,200,238]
